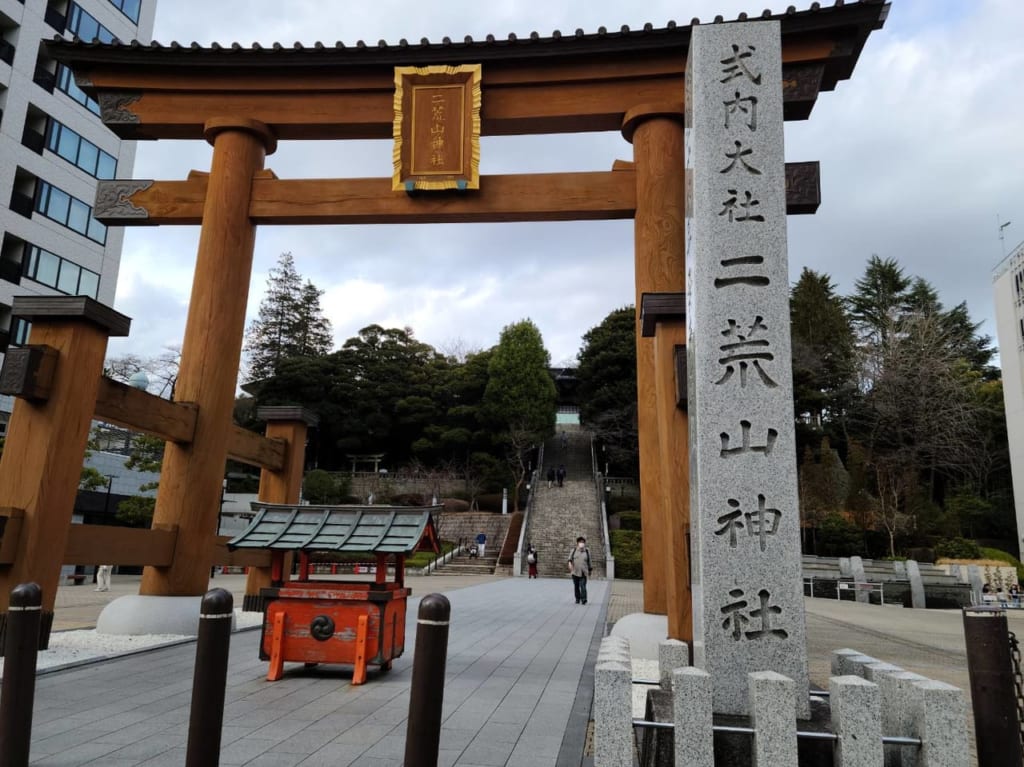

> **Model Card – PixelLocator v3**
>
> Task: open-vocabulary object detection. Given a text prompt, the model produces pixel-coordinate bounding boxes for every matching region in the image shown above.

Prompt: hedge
[611,529,642,580]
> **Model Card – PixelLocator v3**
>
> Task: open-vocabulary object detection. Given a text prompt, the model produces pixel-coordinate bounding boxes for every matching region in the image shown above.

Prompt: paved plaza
[25,574,1006,765]
[31,576,608,766]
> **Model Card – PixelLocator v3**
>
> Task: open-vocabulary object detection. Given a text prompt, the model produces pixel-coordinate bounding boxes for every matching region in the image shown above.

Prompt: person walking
[94,565,113,592]
[527,544,539,579]
[476,531,487,558]
[547,467,556,488]
[567,536,591,604]
[556,465,566,487]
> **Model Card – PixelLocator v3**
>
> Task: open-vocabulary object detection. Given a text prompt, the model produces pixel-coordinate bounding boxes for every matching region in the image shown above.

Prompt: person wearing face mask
[567,536,591,604]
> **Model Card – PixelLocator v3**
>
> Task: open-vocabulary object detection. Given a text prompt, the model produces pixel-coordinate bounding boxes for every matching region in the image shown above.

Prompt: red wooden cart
[228,504,440,684]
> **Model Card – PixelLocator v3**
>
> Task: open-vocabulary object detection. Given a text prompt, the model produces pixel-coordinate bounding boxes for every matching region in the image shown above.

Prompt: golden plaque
[393,64,481,192]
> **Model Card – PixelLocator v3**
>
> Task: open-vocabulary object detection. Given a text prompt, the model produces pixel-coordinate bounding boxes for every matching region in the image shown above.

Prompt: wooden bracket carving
[0,345,58,402]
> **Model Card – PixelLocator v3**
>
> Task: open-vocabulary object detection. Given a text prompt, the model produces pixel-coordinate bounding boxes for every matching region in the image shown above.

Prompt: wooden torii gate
[0,2,887,642]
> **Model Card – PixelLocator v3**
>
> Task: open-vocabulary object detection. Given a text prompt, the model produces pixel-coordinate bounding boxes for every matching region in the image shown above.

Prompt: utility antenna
[998,215,1012,259]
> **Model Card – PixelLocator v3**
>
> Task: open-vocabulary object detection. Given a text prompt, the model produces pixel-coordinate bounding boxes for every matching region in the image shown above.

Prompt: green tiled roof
[227,503,440,554]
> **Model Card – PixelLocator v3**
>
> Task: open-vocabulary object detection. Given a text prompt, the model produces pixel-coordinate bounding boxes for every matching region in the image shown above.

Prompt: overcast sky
[104,0,1024,370]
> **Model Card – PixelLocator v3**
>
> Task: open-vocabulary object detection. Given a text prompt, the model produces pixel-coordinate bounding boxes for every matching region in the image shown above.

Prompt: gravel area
[0,609,263,678]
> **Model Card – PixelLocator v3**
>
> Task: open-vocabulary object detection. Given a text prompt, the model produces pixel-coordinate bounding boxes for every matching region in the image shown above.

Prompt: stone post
[673,667,713,767]
[912,679,969,767]
[749,671,797,764]
[686,20,808,715]
[906,560,927,608]
[594,660,633,767]
[658,639,690,688]
[141,118,275,597]
[851,556,869,603]
[830,675,883,767]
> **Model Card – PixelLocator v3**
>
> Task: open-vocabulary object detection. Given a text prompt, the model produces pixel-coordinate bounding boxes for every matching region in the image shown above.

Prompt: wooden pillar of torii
[623,104,691,640]
[140,118,275,597]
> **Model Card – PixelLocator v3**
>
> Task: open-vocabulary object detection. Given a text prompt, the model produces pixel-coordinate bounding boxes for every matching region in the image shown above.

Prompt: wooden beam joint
[640,292,687,337]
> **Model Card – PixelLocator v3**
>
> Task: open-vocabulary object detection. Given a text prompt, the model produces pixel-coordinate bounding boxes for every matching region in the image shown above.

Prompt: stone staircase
[431,552,500,576]
[525,427,607,578]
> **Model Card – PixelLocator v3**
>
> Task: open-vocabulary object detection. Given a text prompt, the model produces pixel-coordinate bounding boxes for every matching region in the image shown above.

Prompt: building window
[56,63,101,116]
[23,244,100,298]
[45,119,117,179]
[11,318,31,346]
[35,180,107,244]
[67,3,116,43]
[107,0,140,23]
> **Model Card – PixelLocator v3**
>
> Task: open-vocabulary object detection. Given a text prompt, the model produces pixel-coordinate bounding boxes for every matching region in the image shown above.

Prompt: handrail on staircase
[591,436,615,579]
[515,444,543,576]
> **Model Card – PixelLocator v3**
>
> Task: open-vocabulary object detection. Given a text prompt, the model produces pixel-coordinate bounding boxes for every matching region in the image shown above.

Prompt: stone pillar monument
[686,20,809,716]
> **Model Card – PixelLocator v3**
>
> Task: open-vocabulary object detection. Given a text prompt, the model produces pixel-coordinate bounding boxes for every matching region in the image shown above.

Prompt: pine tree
[244,253,332,382]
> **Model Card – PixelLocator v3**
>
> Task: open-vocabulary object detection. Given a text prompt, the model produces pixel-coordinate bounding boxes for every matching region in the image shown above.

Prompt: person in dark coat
[556,465,566,487]
[547,467,556,488]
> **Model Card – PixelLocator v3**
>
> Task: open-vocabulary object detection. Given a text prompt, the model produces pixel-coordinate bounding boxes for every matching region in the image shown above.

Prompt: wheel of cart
[228,503,441,685]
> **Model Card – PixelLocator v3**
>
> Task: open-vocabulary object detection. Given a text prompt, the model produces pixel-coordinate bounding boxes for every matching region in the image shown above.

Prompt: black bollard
[404,593,451,767]
[0,582,43,767]
[963,606,1023,767]
[185,588,234,767]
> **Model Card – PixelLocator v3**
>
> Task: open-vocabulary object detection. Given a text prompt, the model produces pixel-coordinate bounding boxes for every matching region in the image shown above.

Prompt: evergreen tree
[790,269,857,432]
[575,306,638,476]
[244,253,332,382]
[483,319,557,509]
[846,255,911,348]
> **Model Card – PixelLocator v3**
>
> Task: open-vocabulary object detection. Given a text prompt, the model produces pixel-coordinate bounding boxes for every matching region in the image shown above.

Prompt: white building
[0,0,156,433]
[993,239,1024,559]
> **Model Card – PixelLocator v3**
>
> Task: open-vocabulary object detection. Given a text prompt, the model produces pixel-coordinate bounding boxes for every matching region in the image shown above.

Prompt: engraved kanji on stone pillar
[685,20,809,717]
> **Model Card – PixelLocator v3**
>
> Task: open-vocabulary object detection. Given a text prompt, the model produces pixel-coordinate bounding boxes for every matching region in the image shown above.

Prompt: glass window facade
[35,180,107,244]
[107,0,141,23]
[67,3,116,43]
[46,119,117,179]
[56,63,101,116]
[23,244,100,298]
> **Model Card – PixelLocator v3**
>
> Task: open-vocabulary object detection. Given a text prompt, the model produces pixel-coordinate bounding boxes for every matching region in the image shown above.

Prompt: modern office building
[0,0,156,434]
[994,239,1024,559]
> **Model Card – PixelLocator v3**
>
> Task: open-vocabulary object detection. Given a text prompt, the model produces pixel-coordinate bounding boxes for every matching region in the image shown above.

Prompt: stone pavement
[31,576,608,766]
[35,576,1003,765]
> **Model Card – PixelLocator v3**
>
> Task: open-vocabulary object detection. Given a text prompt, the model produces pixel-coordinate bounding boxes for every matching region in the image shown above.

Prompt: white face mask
[578,543,585,549]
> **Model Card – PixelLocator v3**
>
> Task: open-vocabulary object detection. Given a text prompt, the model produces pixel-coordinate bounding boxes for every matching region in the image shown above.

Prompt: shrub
[934,537,982,560]
[610,529,642,580]
[475,493,503,512]
[607,494,639,515]
[816,513,861,557]
[614,511,642,531]
[980,547,1024,583]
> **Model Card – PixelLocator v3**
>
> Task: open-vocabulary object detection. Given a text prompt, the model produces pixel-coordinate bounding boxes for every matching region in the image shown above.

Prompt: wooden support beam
[63,524,178,566]
[95,171,638,226]
[95,163,820,227]
[227,425,287,472]
[94,376,197,443]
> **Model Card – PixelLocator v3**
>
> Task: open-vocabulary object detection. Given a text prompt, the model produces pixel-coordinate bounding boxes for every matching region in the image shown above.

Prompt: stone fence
[594,637,968,767]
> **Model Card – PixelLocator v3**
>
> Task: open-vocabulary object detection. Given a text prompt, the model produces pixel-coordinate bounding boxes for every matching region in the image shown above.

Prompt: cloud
[107,0,1024,368]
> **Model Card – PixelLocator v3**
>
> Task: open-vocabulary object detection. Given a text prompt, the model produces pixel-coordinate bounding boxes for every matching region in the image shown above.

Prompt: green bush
[980,547,1024,583]
[611,529,642,580]
[607,494,639,515]
[615,511,642,531]
[934,537,982,559]
[816,514,861,557]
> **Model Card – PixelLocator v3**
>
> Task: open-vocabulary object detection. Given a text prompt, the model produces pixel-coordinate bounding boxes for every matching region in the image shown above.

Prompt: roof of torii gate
[46,1,889,141]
